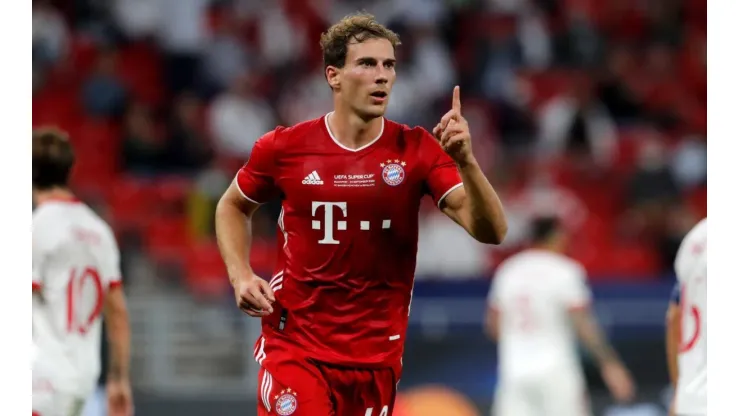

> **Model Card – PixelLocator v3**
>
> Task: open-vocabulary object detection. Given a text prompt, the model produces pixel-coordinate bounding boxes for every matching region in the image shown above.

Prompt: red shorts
[256,358,399,416]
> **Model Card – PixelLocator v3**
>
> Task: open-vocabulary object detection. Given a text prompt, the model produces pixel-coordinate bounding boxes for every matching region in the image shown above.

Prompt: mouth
[370,91,388,102]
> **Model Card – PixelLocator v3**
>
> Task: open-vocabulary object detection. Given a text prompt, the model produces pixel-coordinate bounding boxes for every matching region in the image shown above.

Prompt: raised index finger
[452,85,461,113]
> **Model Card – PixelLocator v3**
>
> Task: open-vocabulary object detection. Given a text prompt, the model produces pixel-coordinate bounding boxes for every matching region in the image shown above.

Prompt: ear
[325,66,341,90]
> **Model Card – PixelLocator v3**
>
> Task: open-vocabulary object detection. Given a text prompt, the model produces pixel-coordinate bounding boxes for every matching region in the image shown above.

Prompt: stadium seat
[144,216,192,264]
[185,242,230,299]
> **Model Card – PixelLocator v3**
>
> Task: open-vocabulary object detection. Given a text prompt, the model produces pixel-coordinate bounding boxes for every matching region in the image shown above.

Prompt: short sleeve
[234,129,280,204]
[101,230,123,289]
[420,131,463,208]
[32,234,47,290]
[32,214,54,290]
[560,263,592,311]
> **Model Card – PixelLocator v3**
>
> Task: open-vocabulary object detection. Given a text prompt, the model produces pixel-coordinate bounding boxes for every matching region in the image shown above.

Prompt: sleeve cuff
[436,182,464,209]
[109,280,123,289]
[233,175,263,205]
[32,282,42,291]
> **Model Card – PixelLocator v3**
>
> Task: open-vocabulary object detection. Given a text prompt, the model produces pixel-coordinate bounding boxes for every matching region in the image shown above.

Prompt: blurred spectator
[33,0,706,287]
[200,10,252,96]
[597,44,644,124]
[257,2,307,68]
[32,0,69,68]
[81,48,128,118]
[416,209,490,279]
[164,92,213,174]
[121,103,166,175]
[477,15,522,102]
[537,73,617,170]
[500,164,587,249]
[208,72,275,158]
[277,67,334,126]
[157,0,211,93]
[670,134,706,190]
[406,23,455,104]
[626,132,679,209]
[112,0,160,40]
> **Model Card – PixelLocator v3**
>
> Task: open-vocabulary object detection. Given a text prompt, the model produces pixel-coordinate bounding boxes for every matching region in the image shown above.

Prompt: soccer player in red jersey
[215,13,507,416]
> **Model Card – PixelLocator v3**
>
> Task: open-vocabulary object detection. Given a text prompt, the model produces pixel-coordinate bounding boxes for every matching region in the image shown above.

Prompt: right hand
[234,273,275,317]
[601,361,635,403]
[107,378,133,416]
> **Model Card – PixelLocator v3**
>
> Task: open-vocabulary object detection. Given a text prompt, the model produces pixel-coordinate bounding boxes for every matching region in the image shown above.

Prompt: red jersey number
[679,285,702,353]
[66,267,105,335]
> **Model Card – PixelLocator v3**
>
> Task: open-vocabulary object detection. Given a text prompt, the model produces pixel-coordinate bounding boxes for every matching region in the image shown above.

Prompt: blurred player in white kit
[485,217,635,416]
[671,218,707,416]
[32,129,133,416]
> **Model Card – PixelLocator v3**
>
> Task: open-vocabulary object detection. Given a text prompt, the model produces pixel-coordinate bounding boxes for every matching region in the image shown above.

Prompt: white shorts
[494,373,591,416]
[32,361,90,416]
[32,382,86,416]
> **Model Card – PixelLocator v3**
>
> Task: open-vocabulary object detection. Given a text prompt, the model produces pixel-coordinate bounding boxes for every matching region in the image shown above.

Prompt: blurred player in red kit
[215,13,508,416]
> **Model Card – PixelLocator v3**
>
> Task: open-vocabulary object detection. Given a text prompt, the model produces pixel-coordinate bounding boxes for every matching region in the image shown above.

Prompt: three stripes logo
[302,171,323,185]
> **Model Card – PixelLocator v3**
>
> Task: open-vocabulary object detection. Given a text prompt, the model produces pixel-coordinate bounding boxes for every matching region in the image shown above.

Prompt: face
[326,37,396,120]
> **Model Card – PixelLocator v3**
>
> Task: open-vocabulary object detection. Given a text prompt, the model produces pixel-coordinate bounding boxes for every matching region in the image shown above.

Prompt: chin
[359,106,387,120]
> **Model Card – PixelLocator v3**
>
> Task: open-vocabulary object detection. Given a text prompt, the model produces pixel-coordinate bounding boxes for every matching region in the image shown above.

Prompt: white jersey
[674,218,707,415]
[32,199,122,398]
[488,249,592,383]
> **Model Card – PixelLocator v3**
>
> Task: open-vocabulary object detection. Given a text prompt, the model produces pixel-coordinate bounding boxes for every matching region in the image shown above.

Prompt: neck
[33,188,76,206]
[532,241,562,253]
[328,106,383,150]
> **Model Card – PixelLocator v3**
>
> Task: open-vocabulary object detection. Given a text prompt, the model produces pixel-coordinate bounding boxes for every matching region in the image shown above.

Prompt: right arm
[215,184,275,315]
[666,285,681,388]
[563,265,635,403]
[101,234,133,416]
[570,306,635,403]
[104,285,130,383]
[215,183,261,289]
[215,130,280,316]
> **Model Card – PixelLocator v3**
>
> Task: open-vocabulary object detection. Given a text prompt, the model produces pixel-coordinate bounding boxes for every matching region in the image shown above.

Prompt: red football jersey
[237,114,462,369]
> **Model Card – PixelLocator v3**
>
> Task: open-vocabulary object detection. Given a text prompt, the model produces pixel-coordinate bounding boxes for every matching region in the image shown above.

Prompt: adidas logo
[302,171,323,185]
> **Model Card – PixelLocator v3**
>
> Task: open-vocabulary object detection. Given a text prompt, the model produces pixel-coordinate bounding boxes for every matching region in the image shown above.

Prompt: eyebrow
[356,57,397,65]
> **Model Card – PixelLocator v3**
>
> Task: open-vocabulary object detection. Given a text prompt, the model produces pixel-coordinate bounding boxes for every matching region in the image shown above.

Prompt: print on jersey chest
[278,152,420,246]
[281,153,416,201]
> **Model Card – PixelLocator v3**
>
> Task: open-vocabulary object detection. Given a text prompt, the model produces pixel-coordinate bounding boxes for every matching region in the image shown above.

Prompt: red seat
[107,177,159,230]
[144,217,192,263]
[185,242,229,298]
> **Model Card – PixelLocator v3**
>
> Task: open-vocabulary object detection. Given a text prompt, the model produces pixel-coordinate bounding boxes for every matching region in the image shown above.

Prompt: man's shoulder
[264,116,326,151]
[278,116,326,138]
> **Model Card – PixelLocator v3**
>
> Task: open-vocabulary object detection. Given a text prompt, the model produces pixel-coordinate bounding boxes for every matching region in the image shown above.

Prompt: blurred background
[32,0,706,414]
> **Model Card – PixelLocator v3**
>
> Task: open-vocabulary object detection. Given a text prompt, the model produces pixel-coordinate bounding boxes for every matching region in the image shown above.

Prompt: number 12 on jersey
[66,267,104,334]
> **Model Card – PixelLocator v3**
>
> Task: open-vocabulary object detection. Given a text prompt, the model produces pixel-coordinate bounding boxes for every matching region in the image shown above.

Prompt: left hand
[433,86,474,166]
[107,378,134,416]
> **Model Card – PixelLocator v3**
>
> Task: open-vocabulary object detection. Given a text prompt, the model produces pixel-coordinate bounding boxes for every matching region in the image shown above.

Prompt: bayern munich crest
[381,159,406,186]
[275,389,298,415]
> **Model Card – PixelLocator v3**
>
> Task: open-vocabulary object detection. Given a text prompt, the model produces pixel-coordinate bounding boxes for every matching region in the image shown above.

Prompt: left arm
[440,163,507,244]
[433,86,507,244]
[666,284,681,388]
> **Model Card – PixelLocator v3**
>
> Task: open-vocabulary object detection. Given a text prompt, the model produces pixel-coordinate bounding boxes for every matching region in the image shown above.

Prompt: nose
[375,65,389,85]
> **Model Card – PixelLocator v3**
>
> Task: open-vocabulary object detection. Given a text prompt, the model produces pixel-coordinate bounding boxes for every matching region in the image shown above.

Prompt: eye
[384,62,395,69]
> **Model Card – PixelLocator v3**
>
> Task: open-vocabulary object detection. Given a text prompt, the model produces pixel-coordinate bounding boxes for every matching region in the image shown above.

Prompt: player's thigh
[331,367,397,416]
[256,365,333,416]
[539,377,591,416]
[33,390,85,416]
[494,383,536,416]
